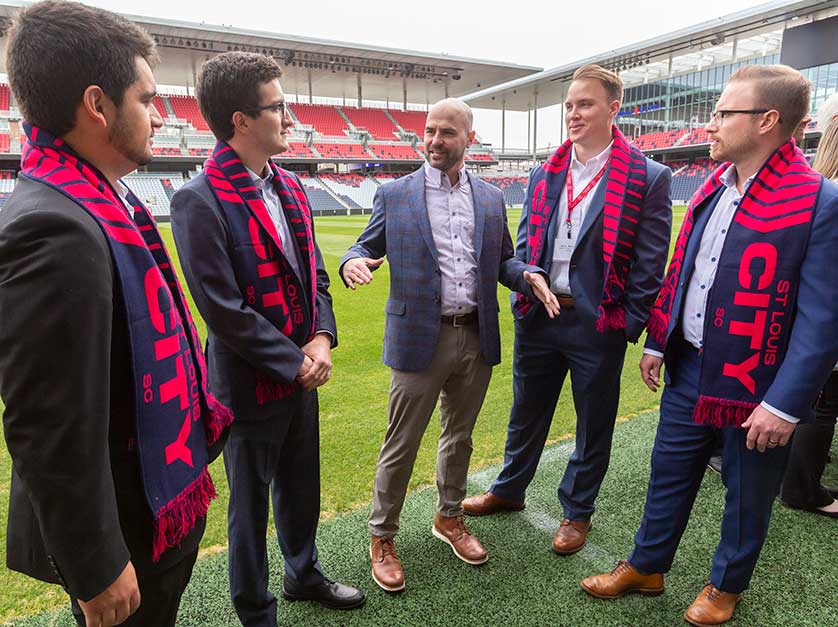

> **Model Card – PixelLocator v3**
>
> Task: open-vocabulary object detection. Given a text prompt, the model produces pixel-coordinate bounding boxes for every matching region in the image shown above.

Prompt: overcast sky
[90,0,778,149]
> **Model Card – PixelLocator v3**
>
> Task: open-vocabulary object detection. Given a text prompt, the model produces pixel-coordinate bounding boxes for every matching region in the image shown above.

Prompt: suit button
[570,263,577,270]
[434,295,441,303]
[680,282,685,288]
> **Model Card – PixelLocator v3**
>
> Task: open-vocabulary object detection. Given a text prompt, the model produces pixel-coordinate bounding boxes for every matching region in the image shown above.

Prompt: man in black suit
[0,3,228,627]
[170,52,364,627]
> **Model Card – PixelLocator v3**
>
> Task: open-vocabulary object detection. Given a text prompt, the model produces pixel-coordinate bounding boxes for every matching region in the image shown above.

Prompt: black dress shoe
[780,498,838,519]
[282,576,366,610]
[826,486,838,500]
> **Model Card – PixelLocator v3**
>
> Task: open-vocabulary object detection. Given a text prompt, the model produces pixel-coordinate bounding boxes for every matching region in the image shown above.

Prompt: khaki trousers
[369,323,492,538]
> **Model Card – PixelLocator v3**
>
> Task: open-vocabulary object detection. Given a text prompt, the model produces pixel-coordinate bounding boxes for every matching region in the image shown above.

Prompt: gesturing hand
[741,405,796,453]
[297,334,332,391]
[523,271,561,319]
[639,353,663,392]
[77,561,141,627]
[342,257,385,290]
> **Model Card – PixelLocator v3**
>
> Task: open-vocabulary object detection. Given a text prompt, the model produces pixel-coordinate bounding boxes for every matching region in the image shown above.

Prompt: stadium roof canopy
[0,1,542,106]
[463,0,837,111]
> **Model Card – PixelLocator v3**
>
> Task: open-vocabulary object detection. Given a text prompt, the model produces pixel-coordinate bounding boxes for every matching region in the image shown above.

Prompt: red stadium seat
[342,107,399,140]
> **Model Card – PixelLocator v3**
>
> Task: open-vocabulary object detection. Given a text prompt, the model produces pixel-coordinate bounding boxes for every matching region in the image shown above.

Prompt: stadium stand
[0,84,10,111]
[341,107,399,140]
[367,143,422,161]
[291,103,349,137]
[277,142,317,159]
[319,173,378,208]
[466,152,495,162]
[388,109,427,136]
[313,142,371,160]
[152,95,170,121]
[482,175,528,206]
[679,127,710,146]
[669,158,717,200]
[123,173,188,218]
[297,175,348,214]
[632,129,688,151]
[168,94,210,131]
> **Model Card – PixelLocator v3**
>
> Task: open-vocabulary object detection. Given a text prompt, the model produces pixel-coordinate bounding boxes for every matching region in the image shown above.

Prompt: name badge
[556,238,574,262]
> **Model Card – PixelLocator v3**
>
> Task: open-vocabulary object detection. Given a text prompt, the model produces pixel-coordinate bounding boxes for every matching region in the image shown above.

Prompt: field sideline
[0,203,742,624]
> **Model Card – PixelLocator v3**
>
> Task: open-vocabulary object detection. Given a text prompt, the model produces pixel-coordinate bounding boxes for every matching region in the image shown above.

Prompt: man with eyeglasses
[581,64,838,627]
[170,52,365,627]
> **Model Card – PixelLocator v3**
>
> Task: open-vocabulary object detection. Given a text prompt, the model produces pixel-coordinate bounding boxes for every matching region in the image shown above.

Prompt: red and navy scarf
[514,125,647,332]
[19,123,233,561]
[648,140,821,427]
[203,142,317,402]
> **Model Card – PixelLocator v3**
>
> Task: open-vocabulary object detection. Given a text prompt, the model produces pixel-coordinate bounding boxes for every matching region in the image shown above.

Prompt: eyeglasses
[708,109,771,124]
[243,101,290,118]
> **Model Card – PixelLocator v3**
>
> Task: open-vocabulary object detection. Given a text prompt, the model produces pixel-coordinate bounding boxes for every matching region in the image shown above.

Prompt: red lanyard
[565,162,608,237]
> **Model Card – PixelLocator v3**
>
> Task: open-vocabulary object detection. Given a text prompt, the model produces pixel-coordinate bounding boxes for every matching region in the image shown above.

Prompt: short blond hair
[813,118,838,181]
[728,64,811,137]
[572,64,623,104]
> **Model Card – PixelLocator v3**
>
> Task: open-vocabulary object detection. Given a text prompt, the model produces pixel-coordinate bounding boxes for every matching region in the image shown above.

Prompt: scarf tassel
[152,467,217,562]
[205,394,234,444]
[693,395,757,428]
[595,304,626,333]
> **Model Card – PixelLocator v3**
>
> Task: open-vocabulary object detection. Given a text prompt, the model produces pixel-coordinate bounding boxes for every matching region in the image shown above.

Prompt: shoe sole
[281,590,367,610]
[431,525,489,565]
[552,522,592,555]
[464,503,525,517]
[368,546,405,593]
[580,581,665,599]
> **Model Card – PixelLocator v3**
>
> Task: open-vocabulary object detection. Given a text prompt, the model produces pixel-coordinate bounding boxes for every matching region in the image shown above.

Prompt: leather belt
[441,311,478,327]
[556,295,575,309]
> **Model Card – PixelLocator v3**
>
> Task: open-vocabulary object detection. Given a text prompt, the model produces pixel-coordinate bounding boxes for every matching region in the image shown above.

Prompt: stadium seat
[388,109,427,136]
[168,95,210,131]
[632,129,689,150]
[0,84,10,112]
[291,103,349,137]
[313,142,371,160]
[341,107,399,140]
[368,143,422,160]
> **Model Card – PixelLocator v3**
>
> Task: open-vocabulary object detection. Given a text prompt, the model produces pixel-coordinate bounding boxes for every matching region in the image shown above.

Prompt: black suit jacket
[0,177,216,602]
[170,171,337,422]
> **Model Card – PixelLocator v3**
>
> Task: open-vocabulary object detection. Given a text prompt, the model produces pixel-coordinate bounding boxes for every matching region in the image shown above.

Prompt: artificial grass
[0,205,683,621]
[10,411,838,626]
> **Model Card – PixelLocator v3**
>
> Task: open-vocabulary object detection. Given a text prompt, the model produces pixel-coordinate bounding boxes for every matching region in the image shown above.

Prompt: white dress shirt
[550,142,613,294]
[644,165,797,423]
[423,161,478,316]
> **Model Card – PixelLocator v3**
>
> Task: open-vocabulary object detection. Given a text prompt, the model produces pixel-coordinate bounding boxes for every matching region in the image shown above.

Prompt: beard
[109,111,152,167]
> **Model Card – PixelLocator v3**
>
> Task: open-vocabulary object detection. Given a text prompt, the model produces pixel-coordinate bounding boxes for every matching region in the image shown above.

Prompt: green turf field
[8,203,832,626]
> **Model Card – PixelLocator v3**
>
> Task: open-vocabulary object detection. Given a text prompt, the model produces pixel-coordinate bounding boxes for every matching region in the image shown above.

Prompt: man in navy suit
[464,65,672,556]
[581,65,838,627]
[341,98,557,592]
[170,52,364,627]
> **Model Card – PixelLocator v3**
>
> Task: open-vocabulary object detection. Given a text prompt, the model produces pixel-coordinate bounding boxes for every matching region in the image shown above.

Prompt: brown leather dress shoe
[552,518,592,554]
[432,513,488,565]
[580,560,665,599]
[370,535,405,593]
[462,492,525,516]
[684,584,741,627]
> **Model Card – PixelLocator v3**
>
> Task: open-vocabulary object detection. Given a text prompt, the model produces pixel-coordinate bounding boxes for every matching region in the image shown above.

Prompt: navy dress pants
[629,340,790,593]
[224,390,325,627]
[490,307,627,521]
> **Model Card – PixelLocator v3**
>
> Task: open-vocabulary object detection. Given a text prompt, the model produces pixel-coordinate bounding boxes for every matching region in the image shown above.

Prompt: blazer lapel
[408,167,439,265]
[471,175,487,261]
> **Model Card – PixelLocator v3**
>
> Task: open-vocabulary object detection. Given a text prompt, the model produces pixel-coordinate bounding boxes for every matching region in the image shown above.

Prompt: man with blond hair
[464,64,672,556]
[341,98,556,591]
[581,64,838,627]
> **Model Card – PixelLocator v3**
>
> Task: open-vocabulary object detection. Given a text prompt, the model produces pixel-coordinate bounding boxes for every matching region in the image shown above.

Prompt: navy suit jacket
[170,172,337,422]
[340,167,542,372]
[645,177,838,421]
[515,157,673,342]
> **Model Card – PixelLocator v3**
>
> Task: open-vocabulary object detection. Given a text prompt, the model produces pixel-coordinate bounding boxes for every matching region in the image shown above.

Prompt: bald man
[341,98,556,592]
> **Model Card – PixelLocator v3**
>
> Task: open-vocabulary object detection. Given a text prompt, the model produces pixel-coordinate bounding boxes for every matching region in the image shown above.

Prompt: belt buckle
[452,314,465,327]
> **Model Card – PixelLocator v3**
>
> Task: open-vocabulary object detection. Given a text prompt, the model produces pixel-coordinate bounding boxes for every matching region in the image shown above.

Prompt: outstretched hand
[342,257,385,290]
[524,271,561,319]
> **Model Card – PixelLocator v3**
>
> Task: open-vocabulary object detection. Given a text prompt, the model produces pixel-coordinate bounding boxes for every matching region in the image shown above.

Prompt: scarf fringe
[205,394,234,444]
[692,395,757,428]
[595,304,626,333]
[646,311,669,348]
[152,467,217,562]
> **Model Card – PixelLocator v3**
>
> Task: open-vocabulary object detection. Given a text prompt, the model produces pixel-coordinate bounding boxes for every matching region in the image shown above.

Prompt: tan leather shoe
[580,560,665,599]
[431,513,488,565]
[462,492,525,516]
[684,584,741,627]
[552,518,592,554]
[370,535,405,593]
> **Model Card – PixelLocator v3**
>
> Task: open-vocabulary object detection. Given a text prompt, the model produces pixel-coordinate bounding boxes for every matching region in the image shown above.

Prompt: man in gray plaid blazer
[340,98,557,593]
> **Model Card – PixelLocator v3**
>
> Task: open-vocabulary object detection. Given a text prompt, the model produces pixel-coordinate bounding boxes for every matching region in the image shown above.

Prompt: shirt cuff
[314,330,335,344]
[643,348,664,358]
[760,401,800,424]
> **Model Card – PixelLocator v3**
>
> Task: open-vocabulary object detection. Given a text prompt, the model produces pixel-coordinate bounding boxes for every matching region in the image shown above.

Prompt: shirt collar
[423,160,468,189]
[720,164,756,192]
[245,164,274,187]
[571,141,613,171]
[114,180,132,213]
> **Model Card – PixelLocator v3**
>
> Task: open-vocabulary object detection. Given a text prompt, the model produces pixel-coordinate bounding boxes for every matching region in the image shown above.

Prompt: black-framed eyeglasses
[242,101,289,118]
[709,109,771,123]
